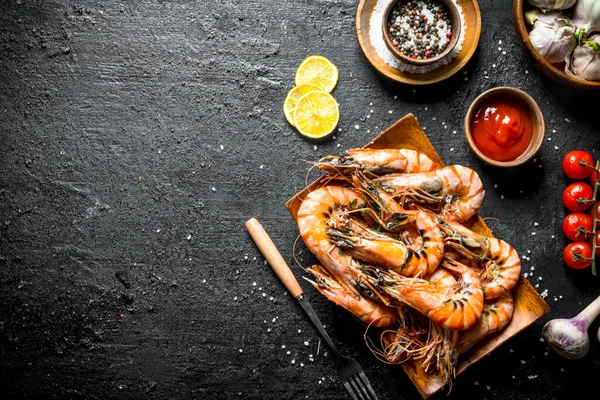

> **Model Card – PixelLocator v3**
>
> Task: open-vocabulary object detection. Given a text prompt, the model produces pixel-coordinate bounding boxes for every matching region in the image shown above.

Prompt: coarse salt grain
[211,187,216,192]
[355,124,360,130]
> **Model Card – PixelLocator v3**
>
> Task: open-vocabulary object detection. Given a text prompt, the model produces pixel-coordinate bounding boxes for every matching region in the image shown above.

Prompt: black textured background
[1,1,600,399]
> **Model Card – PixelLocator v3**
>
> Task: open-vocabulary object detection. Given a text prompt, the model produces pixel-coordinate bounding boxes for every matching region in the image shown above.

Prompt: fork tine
[357,371,378,400]
[348,375,368,400]
[342,380,361,400]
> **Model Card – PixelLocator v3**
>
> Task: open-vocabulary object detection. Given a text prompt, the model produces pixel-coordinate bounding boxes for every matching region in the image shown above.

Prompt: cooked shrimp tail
[458,291,515,354]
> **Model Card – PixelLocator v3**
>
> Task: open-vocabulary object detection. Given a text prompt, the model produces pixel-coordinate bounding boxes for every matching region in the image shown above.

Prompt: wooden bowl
[464,87,545,168]
[286,113,550,399]
[356,0,482,86]
[382,0,462,66]
[513,0,600,90]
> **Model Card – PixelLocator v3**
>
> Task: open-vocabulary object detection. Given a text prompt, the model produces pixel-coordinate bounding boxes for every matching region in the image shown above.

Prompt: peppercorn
[386,0,454,60]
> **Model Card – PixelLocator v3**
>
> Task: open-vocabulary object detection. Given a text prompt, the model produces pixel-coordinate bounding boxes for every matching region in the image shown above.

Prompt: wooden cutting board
[285,113,550,399]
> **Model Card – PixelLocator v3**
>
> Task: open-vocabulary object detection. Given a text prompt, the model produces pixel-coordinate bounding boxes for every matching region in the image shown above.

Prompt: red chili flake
[446,31,453,38]
[415,33,420,38]
[411,55,417,59]
[440,12,445,17]
[393,40,399,47]
[425,50,432,57]
[119,313,125,319]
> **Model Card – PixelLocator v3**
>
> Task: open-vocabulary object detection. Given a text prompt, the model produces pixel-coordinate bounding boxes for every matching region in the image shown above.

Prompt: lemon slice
[293,91,339,140]
[283,84,323,127]
[294,55,339,93]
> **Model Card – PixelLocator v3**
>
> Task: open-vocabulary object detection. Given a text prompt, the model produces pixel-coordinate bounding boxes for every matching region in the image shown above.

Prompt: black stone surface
[1,1,600,399]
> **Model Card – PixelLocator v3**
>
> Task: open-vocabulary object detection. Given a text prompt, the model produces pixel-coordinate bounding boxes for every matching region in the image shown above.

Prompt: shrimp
[325,208,444,278]
[305,264,398,327]
[374,165,485,223]
[317,148,439,176]
[359,259,484,331]
[377,268,458,365]
[457,291,514,355]
[296,185,371,295]
[437,218,521,299]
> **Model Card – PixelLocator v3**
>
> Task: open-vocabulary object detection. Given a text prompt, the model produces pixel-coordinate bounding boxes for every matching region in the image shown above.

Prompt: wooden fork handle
[245,218,303,298]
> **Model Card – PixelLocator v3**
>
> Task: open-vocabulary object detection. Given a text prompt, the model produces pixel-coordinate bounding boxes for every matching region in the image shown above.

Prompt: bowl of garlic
[514,0,600,89]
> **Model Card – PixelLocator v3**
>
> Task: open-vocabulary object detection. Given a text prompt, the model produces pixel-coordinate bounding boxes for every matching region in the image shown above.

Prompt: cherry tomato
[562,213,594,241]
[562,150,595,179]
[593,231,600,257]
[590,202,600,228]
[562,182,594,212]
[563,241,593,270]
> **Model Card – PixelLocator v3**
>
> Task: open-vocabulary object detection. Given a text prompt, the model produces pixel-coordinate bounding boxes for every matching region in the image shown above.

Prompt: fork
[245,218,379,400]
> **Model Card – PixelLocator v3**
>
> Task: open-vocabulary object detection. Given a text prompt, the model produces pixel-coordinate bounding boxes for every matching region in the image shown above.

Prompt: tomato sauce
[470,99,533,162]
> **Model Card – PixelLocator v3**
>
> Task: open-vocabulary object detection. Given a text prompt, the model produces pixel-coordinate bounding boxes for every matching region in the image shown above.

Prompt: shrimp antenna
[292,234,310,272]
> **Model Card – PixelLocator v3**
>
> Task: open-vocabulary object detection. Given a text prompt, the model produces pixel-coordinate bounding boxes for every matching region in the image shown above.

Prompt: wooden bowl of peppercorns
[383,0,461,66]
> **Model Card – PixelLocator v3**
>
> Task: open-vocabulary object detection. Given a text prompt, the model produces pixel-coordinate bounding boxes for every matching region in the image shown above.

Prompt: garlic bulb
[542,294,600,359]
[566,34,600,80]
[529,16,577,63]
[527,0,577,11]
[543,318,590,359]
[573,0,600,36]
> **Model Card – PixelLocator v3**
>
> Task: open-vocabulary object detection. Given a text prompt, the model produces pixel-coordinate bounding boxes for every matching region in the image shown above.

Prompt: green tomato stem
[579,160,596,169]
[592,161,599,276]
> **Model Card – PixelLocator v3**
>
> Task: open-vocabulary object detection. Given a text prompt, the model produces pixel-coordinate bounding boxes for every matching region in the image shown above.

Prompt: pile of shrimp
[295,148,519,384]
